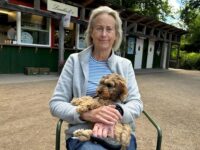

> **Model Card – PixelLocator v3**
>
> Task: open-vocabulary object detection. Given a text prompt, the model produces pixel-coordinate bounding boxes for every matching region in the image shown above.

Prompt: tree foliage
[180,0,200,25]
[180,0,200,51]
[122,0,172,21]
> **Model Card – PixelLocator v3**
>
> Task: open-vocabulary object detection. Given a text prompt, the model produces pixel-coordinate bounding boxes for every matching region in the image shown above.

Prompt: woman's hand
[80,105,122,125]
[92,122,115,138]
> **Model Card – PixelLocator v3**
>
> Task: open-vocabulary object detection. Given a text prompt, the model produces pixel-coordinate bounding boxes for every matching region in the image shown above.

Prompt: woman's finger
[97,124,103,137]
[102,127,109,138]
[99,107,122,121]
[108,125,114,138]
[92,124,99,137]
[98,116,115,125]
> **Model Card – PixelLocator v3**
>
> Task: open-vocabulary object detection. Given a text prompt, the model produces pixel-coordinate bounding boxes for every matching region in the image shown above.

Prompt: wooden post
[34,0,40,10]
[166,33,172,68]
[80,7,85,20]
[58,18,65,74]
[176,44,180,68]
[122,20,127,57]
[150,28,155,36]
[142,25,146,35]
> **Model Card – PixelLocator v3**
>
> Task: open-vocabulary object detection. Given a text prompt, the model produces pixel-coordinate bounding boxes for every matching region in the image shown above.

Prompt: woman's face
[91,13,117,52]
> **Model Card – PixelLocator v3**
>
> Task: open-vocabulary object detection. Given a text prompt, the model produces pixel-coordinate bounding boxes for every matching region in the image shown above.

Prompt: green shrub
[171,49,177,59]
[179,51,200,70]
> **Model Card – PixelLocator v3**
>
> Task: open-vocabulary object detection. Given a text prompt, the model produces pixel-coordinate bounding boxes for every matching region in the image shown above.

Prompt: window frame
[16,12,51,47]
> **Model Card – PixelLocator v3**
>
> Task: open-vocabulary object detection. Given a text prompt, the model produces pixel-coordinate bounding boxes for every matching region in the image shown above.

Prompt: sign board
[47,0,78,17]
[127,37,135,54]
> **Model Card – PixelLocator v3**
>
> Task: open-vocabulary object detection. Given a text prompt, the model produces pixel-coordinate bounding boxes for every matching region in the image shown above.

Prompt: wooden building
[0,0,187,74]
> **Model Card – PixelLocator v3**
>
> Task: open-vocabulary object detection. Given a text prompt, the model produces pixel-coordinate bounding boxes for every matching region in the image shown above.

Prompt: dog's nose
[97,90,102,95]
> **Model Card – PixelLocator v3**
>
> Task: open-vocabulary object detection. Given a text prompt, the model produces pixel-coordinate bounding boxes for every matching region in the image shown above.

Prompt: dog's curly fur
[71,73,131,149]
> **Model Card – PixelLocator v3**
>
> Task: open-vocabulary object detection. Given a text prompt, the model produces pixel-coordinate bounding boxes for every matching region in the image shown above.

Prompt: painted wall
[146,40,155,68]
[134,38,144,69]
[0,45,74,74]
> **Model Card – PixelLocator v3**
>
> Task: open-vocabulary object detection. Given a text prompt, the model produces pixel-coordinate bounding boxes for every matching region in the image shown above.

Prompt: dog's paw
[71,98,81,105]
[120,125,131,146]
[73,129,92,141]
[76,106,90,113]
[71,96,93,106]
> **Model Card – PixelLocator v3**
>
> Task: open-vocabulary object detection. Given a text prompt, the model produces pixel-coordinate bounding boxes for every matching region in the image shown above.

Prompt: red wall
[8,0,33,7]
[8,0,47,10]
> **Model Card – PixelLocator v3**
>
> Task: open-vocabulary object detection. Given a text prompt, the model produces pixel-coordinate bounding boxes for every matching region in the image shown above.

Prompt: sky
[168,0,182,12]
[166,0,185,28]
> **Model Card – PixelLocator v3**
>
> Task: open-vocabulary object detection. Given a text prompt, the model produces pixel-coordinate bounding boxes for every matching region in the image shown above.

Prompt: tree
[189,15,200,45]
[122,0,172,21]
[180,0,200,51]
[180,0,200,25]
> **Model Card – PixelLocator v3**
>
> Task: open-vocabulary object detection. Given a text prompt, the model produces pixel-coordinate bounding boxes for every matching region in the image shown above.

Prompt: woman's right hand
[80,105,122,125]
[92,122,115,138]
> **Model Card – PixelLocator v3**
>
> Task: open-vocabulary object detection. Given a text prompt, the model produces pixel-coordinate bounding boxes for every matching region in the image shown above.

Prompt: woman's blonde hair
[85,6,123,51]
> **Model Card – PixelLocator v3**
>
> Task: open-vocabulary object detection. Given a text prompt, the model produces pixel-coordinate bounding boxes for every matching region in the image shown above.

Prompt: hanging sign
[47,0,78,17]
[63,11,71,28]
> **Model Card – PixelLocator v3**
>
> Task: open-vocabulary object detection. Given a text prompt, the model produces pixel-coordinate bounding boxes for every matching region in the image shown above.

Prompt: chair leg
[56,119,63,150]
[143,111,162,150]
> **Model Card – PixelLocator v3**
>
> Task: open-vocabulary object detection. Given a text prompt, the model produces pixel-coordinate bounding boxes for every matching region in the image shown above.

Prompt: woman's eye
[106,28,112,32]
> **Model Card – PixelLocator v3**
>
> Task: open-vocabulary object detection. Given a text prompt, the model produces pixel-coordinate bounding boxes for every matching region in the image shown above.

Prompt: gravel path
[0,69,199,150]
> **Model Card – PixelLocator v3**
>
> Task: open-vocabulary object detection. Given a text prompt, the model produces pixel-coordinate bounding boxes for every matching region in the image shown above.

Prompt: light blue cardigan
[49,46,143,137]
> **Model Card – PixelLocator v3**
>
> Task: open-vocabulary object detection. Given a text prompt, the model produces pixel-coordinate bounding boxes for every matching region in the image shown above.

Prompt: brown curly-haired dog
[71,73,131,149]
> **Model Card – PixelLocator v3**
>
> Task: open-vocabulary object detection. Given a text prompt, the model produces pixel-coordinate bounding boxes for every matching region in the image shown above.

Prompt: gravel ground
[0,69,199,150]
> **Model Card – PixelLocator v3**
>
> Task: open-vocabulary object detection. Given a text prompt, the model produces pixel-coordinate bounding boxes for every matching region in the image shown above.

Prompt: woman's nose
[101,29,107,36]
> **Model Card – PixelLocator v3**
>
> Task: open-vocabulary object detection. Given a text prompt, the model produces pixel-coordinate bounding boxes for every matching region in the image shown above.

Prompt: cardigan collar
[79,46,115,64]
[78,45,117,74]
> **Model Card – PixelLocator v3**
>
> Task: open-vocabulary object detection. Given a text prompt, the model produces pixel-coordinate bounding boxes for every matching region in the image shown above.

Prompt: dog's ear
[118,80,128,101]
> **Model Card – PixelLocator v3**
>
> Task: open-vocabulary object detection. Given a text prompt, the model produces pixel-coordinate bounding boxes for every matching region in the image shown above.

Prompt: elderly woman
[49,6,143,150]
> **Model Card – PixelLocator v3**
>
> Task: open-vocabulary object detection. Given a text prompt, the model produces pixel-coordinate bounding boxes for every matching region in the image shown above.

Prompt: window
[53,20,75,48]
[21,13,50,45]
[76,24,87,49]
[0,9,16,44]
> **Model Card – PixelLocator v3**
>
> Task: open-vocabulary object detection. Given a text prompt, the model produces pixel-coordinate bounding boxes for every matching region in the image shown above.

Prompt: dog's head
[96,73,128,102]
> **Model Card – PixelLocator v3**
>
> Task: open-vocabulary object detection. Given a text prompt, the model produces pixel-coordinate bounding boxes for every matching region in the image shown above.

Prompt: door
[142,39,148,68]
[162,43,168,69]
[134,38,144,69]
[153,41,163,68]
[146,40,155,68]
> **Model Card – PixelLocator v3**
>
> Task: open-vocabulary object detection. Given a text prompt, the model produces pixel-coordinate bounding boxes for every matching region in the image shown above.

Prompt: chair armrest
[142,110,162,150]
[56,119,63,150]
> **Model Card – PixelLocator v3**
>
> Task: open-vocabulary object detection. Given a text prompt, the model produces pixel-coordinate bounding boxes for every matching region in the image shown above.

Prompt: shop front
[0,0,187,74]
[0,11,51,46]
[0,0,80,74]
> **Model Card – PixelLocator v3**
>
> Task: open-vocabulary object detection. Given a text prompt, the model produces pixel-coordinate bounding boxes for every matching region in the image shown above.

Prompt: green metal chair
[55,110,162,150]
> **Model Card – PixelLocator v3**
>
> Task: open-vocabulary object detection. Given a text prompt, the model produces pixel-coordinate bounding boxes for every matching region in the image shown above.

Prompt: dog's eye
[107,83,113,88]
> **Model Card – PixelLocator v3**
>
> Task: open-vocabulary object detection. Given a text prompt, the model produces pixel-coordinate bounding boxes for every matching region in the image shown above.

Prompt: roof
[6,0,187,35]
[61,0,187,35]
[120,9,187,35]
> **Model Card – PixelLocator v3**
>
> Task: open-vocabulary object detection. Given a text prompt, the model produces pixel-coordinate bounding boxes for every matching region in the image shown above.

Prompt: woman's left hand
[80,105,122,125]
[92,122,115,138]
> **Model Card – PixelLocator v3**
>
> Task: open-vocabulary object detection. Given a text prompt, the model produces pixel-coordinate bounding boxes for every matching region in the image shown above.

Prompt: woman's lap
[66,134,137,150]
